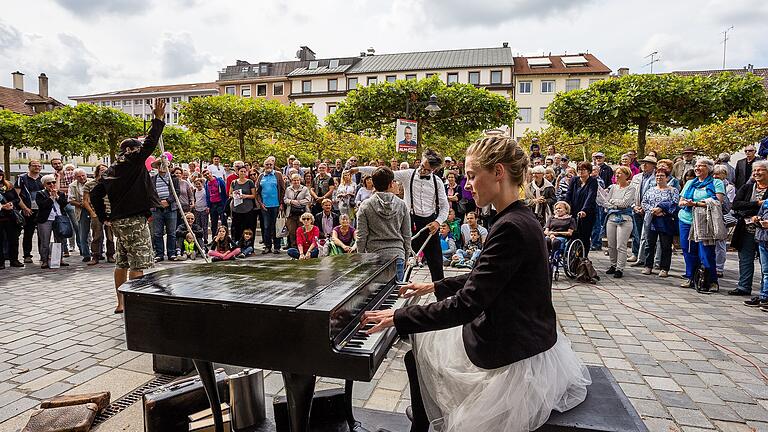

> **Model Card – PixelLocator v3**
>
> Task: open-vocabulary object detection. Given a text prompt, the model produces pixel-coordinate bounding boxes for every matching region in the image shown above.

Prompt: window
[490,70,502,84]
[101,101,109,106]
[41,153,49,161]
[260,64,268,74]
[241,85,251,97]
[518,81,532,94]
[589,78,603,86]
[518,108,531,123]
[145,114,151,121]
[134,114,142,118]
[328,78,338,91]
[145,99,152,105]
[541,80,555,93]
[165,113,171,123]
[171,97,180,103]
[134,99,143,105]
[425,73,436,78]
[188,96,198,101]
[257,84,267,96]
[468,71,480,85]
[329,59,340,68]
[241,66,249,73]
[273,83,284,95]
[102,157,110,164]
[225,86,235,95]
[539,107,547,123]
[327,104,337,114]
[347,77,358,89]
[112,101,120,106]
[304,103,314,111]
[124,100,132,106]
[172,112,179,123]
[302,80,312,93]
[565,79,580,91]
[367,76,377,85]
[386,75,396,83]
[447,72,459,84]
[308,61,319,70]
[405,74,417,81]
[17,151,28,159]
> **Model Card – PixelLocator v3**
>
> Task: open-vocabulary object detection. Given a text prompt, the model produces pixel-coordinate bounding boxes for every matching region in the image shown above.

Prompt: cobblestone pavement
[0,245,767,431]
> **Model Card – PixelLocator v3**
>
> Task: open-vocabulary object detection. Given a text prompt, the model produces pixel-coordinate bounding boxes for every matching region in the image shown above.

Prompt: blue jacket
[650,201,678,235]
[204,177,227,207]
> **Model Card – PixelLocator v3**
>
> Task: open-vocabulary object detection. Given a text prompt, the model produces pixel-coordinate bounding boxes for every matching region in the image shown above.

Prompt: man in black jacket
[730,160,768,296]
[735,145,761,190]
[314,198,340,238]
[91,99,165,313]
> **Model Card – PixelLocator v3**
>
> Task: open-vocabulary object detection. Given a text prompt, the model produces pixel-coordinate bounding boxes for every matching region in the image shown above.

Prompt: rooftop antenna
[721,25,734,69]
[643,51,660,73]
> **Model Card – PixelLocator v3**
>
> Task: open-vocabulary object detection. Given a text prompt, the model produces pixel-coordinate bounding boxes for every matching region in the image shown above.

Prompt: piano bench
[536,365,648,432]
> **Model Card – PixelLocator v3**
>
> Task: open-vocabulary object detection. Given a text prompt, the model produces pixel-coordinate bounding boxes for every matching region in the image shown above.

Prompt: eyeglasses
[746,150,756,153]
[45,181,55,185]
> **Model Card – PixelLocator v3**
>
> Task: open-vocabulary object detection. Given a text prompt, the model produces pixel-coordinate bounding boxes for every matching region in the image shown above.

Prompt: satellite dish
[296,50,303,59]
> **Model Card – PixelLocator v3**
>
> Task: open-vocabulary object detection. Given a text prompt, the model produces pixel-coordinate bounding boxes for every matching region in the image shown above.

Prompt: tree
[688,111,768,156]
[179,95,318,161]
[0,110,26,175]
[326,76,518,154]
[547,72,768,158]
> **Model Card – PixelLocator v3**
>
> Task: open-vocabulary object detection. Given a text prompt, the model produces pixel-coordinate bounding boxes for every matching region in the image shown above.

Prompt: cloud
[156,33,214,79]
[51,0,152,17]
[703,0,768,26]
[413,0,598,27]
[640,33,720,72]
[0,21,21,56]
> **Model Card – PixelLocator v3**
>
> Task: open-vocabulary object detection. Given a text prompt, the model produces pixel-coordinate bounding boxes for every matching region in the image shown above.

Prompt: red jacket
[296,225,320,252]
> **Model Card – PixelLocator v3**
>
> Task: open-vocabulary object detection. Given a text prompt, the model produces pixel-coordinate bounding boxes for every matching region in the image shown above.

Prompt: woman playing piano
[363,136,591,432]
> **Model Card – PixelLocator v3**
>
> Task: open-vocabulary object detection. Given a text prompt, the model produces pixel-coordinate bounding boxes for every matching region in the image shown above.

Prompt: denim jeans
[679,221,717,282]
[287,247,318,259]
[77,213,91,258]
[152,207,178,258]
[737,230,758,294]
[631,212,644,257]
[591,207,606,249]
[758,241,768,300]
[395,257,404,282]
[64,204,79,253]
[262,206,281,251]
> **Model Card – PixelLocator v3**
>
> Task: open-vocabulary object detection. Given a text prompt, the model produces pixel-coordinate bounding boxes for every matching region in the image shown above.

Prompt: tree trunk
[637,118,648,158]
[3,144,10,179]
[239,133,246,161]
[109,143,116,164]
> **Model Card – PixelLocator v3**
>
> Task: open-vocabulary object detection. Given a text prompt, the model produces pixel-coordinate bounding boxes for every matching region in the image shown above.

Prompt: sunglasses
[301,217,311,221]
[746,150,756,152]
[45,181,55,185]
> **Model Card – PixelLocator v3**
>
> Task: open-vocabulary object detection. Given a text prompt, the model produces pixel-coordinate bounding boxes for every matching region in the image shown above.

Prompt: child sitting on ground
[544,201,575,253]
[237,228,256,258]
[451,228,483,268]
[183,232,197,260]
[208,226,241,261]
[446,208,462,249]
[175,212,205,259]
[439,222,457,266]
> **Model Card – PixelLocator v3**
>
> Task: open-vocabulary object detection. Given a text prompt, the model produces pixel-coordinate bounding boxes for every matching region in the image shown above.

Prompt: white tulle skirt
[412,328,591,432]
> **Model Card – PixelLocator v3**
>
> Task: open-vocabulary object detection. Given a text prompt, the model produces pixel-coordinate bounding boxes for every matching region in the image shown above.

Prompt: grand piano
[120,254,411,432]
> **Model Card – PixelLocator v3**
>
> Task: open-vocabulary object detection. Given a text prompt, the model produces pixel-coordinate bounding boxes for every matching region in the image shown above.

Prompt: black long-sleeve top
[98,118,165,220]
[0,186,20,223]
[34,191,69,223]
[393,200,556,370]
[565,175,598,218]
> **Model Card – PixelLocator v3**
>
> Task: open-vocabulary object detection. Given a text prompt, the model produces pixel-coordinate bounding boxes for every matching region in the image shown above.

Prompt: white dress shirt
[359,167,449,223]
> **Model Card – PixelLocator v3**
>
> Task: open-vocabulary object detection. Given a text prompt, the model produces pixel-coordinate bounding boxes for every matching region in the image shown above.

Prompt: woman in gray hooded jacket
[356,167,412,281]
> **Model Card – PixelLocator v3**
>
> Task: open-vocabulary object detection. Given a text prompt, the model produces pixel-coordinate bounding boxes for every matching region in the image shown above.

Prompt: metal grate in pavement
[92,374,176,426]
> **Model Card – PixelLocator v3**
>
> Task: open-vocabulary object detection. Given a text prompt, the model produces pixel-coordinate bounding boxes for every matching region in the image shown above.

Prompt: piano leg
[193,359,224,432]
[345,380,367,432]
[282,372,316,432]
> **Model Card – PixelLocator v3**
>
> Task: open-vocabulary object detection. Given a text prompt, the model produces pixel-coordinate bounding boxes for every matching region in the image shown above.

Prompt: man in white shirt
[354,149,449,281]
[460,212,488,245]
[206,155,226,180]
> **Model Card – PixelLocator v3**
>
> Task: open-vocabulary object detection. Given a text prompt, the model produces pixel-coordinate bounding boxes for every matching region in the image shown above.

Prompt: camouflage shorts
[111,216,154,271]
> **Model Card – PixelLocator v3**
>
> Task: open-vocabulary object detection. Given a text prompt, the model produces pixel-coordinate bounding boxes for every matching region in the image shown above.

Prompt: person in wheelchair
[545,201,576,253]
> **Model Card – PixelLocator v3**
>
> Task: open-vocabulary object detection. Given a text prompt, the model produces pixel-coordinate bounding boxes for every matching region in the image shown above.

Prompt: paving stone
[364,388,401,412]
[618,382,655,400]
[64,365,111,385]
[643,417,682,432]
[668,407,714,428]
[655,390,698,409]
[730,403,768,422]
[696,403,742,422]
[629,398,670,418]
[17,370,72,392]
[712,420,758,432]
[645,376,683,392]
[30,381,74,399]
[0,397,38,423]
[683,387,725,405]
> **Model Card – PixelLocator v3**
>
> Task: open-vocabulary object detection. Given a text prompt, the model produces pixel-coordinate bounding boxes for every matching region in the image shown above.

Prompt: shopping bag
[275,212,288,238]
[50,243,62,269]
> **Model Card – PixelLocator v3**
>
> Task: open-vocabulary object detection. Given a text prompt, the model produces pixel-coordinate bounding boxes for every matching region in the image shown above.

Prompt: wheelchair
[548,237,585,282]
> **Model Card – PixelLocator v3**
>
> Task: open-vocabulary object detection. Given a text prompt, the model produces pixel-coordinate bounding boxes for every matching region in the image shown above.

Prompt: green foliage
[518,127,635,162]
[327,76,517,153]
[25,104,142,160]
[547,72,768,157]
[688,111,768,156]
[0,109,27,174]
[178,95,319,160]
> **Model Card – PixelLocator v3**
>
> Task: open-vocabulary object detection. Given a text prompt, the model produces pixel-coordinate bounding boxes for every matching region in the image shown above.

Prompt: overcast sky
[2,0,766,104]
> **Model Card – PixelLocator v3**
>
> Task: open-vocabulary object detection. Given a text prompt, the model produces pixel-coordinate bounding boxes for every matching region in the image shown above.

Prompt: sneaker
[273,249,281,254]
[41,264,49,269]
[63,251,70,258]
[614,270,623,278]
[744,297,765,307]
[261,248,271,254]
[604,250,609,256]
[154,256,164,263]
[717,271,724,278]
[630,261,644,267]
[23,257,33,264]
[169,256,179,261]
[627,255,637,262]
[107,256,116,263]
[82,256,92,263]
[728,289,751,296]
[175,255,187,261]
[10,261,24,268]
[211,256,222,262]
[466,260,475,268]
[653,264,661,270]
[659,270,669,278]
[606,266,616,275]
[680,279,694,288]
[87,258,99,266]
[237,253,245,259]
[59,262,69,267]
[641,267,652,275]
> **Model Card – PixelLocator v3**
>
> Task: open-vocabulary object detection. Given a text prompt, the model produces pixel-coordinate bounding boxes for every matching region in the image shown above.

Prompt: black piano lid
[118,254,396,310]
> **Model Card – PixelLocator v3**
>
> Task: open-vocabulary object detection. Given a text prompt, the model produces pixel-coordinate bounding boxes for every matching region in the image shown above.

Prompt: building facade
[511,54,612,139]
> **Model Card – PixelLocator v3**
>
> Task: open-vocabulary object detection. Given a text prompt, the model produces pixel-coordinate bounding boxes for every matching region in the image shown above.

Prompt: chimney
[366,47,375,56]
[38,73,48,98]
[618,67,630,77]
[748,64,755,73]
[360,52,366,57]
[11,71,24,91]
[296,46,316,61]
[502,42,509,48]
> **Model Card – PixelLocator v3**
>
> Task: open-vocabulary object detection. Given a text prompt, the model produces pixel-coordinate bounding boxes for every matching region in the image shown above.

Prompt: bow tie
[420,175,432,180]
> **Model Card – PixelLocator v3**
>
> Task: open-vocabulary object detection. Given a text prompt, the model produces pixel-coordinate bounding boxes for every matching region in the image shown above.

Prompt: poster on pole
[396,119,418,153]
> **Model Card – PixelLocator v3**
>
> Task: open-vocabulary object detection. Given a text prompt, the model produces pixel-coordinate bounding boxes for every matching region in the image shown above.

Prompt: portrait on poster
[396,119,418,153]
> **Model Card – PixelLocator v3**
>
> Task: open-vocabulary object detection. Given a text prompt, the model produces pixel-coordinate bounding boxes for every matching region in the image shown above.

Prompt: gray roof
[347,47,513,74]
[219,57,360,81]
[288,64,352,77]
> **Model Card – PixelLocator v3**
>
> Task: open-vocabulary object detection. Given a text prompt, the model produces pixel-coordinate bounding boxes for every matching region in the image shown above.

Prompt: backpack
[575,257,600,283]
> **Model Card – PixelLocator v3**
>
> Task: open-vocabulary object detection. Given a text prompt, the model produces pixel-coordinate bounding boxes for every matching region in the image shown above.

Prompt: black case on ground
[143,369,230,432]
[152,354,195,375]
[272,388,348,432]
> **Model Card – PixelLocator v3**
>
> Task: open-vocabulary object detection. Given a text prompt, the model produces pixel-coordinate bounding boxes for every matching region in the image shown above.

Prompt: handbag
[53,211,74,238]
[0,193,24,226]
[275,211,288,238]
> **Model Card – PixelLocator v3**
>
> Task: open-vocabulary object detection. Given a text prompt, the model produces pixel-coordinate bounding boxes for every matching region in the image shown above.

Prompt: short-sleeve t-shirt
[14,174,43,209]
[546,216,576,236]
[678,178,725,225]
[230,179,255,214]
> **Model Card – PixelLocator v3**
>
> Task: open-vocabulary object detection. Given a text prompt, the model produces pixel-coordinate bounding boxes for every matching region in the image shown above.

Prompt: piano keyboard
[338,290,410,353]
